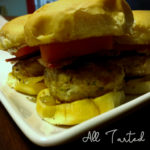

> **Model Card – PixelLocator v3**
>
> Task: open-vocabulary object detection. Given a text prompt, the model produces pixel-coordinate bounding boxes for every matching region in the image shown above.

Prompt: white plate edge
[1,89,150,146]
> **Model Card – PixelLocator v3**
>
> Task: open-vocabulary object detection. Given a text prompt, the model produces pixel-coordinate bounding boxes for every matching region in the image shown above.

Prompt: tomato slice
[15,46,39,57]
[40,36,113,63]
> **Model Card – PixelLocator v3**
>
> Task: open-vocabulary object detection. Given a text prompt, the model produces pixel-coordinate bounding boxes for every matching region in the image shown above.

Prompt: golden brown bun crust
[0,14,30,50]
[116,10,150,45]
[24,0,133,46]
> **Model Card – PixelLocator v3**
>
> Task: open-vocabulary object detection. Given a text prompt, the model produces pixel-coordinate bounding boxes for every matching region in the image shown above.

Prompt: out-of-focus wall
[34,0,57,9]
[127,0,150,10]
[0,0,27,16]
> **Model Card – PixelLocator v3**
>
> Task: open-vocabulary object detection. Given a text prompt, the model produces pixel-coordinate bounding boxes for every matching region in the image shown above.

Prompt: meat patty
[44,61,124,102]
[118,55,150,77]
[12,57,44,79]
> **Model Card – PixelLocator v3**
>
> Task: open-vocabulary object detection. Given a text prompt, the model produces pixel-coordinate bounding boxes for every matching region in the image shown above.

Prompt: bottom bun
[7,73,46,95]
[125,76,150,94]
[36,89,125,125]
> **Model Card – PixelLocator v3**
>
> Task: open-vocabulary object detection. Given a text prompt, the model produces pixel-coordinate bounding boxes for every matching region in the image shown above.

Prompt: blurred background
[0,0,150,17]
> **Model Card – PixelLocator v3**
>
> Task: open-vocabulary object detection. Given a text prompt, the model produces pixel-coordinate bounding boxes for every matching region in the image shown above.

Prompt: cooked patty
[44,61,124,102]
[118,55,150,77]
[12,57,44,79]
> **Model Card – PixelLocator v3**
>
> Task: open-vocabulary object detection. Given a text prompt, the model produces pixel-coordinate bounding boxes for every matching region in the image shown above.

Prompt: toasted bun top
[115,10,150,45]
[0,14,30,50]
[24,0,133,46]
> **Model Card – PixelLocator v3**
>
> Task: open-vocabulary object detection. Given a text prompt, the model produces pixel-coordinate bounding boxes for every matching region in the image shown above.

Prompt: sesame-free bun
[0,14,30,50]
[24,0,133,46]
[116,10,150,45]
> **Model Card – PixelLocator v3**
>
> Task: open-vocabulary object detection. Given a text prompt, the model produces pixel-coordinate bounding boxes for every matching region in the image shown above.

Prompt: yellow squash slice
[36,89,125,125]
[7,73,46,95]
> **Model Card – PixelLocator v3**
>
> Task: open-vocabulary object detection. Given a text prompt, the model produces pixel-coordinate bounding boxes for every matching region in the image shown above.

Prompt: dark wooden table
[0,99,150,149]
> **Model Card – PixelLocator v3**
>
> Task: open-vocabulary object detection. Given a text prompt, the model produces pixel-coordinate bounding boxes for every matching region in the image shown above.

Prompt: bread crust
[24,0,133,46]
[0,15,30,50]
[116,10,150,45]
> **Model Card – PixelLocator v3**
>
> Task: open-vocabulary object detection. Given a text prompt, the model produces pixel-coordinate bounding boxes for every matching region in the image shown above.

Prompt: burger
[0,15,46,95]
[115,10,150,95]
[0,0,133,125]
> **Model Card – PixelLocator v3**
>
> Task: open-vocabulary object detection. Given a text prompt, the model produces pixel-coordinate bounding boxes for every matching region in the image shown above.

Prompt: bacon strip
[6,51,40,62]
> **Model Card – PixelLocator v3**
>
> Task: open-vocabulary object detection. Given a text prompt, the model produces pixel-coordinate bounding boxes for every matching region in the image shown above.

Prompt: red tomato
[15,46,39,57]
[40,36,113,63]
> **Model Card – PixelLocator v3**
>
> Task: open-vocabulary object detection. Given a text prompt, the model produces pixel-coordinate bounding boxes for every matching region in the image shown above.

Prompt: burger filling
[44,58,124,102]
[12,57,45,80]
[116,55,150,78]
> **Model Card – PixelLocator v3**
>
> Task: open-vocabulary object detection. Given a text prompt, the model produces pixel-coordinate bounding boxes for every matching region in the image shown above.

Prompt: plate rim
[1,89,150,146]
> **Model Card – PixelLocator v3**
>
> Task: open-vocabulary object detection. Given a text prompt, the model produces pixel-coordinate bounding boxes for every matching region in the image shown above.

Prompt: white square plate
[0,50,150,147]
